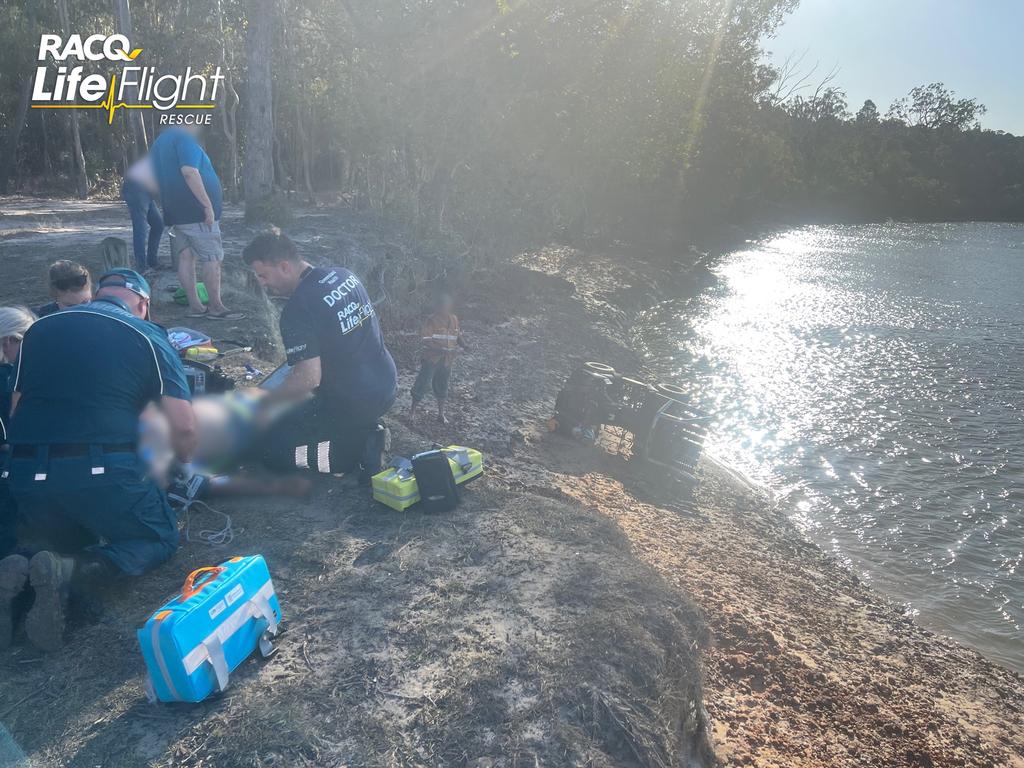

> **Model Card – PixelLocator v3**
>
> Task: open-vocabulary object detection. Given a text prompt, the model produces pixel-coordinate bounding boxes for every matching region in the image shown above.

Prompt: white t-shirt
[126,155,158,195]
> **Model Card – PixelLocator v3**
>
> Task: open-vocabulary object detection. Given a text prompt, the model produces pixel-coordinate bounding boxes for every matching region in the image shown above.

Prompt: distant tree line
[758,80,1024,223]
[1,0,1021,263]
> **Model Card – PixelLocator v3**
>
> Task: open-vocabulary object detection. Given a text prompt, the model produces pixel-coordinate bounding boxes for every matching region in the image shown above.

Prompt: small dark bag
[183,361,235,396]
[411,450,460,513]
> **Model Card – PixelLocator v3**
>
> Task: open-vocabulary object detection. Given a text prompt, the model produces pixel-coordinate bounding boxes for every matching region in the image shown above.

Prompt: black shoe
[72,554,118,585]
[359,424,391,484]
[25,551,74,652]
[0,554,29,650]
[66,555,117,626]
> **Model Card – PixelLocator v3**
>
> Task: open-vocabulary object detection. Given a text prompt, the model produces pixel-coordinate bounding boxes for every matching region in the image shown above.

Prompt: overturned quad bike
[551,361,711,482]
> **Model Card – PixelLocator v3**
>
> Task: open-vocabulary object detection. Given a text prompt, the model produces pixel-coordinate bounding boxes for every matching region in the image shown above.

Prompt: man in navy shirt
[150,124,238,319]
[0,270,197,651]
[243,229,396,480]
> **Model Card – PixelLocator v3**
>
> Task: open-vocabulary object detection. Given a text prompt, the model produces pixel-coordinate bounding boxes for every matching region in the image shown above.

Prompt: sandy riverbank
[0,198,1021,766]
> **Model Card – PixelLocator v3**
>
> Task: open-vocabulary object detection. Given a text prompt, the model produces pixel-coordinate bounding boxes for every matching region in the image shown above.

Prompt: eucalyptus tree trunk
[0,77,32,193]
[114,0,148,158]
[296,102,314,202]
[242,0,276,212]
[56,0,89,198]
[216,0,240,200]
[41,111,53,174]
[1,0,38,192]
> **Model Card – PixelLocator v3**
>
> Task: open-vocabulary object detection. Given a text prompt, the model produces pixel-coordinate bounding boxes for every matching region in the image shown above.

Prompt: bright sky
[762,0,1022,135]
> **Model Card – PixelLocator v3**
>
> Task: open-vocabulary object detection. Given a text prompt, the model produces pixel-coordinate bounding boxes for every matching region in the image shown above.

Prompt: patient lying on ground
[140,389,313,501]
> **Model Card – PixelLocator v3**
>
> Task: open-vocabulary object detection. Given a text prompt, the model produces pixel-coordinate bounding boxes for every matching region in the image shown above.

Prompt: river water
[637,223,1024,672]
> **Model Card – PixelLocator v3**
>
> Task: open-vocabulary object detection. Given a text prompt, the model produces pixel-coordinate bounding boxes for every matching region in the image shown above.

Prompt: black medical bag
[410,449,460,513]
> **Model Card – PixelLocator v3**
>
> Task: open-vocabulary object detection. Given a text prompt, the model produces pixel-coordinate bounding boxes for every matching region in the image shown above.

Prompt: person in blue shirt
[0,270,197,652]
[150,123,239,320]
[242,229,396,481]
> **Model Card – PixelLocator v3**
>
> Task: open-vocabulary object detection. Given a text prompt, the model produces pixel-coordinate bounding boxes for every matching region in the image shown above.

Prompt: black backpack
[412,449,460,513]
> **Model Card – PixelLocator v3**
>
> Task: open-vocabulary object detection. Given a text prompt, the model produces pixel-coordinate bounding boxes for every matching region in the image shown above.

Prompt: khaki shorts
[171,221,224,263]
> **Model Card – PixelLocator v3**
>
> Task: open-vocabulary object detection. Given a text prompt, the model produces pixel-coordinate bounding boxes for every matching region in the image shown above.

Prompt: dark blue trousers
[3,451,177,576]
[0,478,16,559]
[411,358,452,402]
[122,179,164,271]
[257,390,395,475]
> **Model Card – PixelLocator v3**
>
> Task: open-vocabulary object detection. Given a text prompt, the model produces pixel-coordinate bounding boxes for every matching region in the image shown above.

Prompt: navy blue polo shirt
[280,266,397,413]
[8,296,190,446]
[150,127,223,226]
[0,362,14,443]
[34,301,60,318]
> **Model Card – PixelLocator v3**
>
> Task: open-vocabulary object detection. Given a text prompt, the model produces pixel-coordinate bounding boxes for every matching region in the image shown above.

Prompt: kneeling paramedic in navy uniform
[243,229,396,480]
[0,270,197,652]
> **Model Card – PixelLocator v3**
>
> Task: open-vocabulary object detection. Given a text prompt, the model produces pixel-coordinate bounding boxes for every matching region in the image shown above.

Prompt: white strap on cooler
[144,673,157,704]
[182,580,279,680]
[149,616,184,703]
[252,592,280,658]
[204,635,230,691]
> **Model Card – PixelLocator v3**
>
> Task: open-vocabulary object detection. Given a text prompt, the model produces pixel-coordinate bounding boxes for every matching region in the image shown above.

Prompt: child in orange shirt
[410,292,466,424]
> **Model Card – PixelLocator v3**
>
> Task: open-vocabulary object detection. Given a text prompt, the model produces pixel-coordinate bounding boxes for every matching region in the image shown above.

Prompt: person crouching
[243,229,397,482]
[0,270,196,651]
[35,260,92,318]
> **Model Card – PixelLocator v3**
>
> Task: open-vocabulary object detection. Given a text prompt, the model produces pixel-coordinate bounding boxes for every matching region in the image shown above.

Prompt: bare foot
[272,475,313,498]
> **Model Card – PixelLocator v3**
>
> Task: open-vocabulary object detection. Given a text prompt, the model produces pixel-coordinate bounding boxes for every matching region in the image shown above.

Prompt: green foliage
[0,0,1021,255]
[856,100,880,124]
[767,84,1023,222]
[886,83,986,131]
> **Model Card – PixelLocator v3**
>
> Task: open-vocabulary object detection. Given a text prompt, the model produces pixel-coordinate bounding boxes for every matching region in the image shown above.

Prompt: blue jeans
[4,450,178,576]
[122,179,164,271]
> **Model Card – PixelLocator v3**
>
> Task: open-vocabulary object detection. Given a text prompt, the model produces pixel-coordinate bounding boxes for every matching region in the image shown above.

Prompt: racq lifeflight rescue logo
[31,34,223,125]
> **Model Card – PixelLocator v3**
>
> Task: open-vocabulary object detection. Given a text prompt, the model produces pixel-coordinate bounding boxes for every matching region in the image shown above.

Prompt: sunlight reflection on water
[637,223,1024,672]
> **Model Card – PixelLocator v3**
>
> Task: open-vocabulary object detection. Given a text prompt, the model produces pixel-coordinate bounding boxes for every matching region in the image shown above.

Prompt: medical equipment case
[372,445,483,511]
[137,555,281,703]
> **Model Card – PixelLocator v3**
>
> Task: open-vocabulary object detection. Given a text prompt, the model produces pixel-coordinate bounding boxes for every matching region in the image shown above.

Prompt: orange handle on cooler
[180,566,226,601]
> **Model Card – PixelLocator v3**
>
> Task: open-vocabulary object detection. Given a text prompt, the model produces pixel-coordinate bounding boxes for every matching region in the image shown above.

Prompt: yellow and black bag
[412,450,459,513]
[372,445,483,511]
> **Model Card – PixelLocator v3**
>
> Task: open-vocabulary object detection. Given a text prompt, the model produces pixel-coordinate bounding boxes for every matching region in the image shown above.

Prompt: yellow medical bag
[372,445,483,511]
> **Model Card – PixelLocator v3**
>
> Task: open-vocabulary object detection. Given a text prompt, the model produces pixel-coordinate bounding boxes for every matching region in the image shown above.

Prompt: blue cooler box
[138,555,282,703]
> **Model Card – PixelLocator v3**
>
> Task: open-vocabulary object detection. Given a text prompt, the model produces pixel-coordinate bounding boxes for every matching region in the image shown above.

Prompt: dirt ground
[0,197,1022,767]
[463,247,1024,768]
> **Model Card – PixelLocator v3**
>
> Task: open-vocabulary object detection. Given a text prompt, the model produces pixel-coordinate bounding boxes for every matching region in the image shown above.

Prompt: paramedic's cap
[98,268,151,301]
